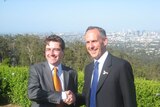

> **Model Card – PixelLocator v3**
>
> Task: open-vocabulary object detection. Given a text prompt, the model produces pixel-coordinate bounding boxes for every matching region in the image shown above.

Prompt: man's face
[45,41,63,66]
[84,29,108,60]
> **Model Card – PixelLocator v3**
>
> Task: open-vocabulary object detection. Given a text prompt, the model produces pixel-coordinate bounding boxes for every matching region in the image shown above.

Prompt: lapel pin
[103,70,108,75]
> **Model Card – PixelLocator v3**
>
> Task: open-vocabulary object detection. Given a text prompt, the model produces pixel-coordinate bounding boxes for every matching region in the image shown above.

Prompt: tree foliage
[14,34,45,66]
[62,40,91,71]
[0,34,160,80]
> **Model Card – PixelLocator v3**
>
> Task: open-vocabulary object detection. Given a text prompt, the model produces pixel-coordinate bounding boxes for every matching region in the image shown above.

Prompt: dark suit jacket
[28,61,78,107]
[82,53,137,107]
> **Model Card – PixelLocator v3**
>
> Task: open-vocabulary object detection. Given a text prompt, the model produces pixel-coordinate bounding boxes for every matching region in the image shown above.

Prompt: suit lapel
[62,65,69,90]
[43,61,54,90]
[97,53,112,91]
[86,62,94,94]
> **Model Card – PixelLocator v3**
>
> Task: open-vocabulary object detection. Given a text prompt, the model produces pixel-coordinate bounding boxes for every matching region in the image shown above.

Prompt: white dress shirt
[91,51,108,85]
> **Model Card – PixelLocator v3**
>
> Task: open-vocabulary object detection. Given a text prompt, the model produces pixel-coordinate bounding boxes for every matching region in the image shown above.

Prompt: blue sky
[0,0,160,34]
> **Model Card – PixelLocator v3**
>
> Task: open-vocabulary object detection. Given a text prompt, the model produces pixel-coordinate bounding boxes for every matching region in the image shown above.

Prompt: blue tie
[90,61,99,107]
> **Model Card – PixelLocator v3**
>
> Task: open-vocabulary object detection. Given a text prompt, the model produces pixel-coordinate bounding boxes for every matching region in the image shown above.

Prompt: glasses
[45,48,61,53]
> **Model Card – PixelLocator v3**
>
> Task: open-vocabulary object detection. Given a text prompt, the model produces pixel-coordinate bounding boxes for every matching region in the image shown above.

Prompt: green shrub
[0,66,30,107]
[0,66,160,107]
[1,58,10,65]
[0,70,10,104]
[78,71,84,93]
[135,78,160,107]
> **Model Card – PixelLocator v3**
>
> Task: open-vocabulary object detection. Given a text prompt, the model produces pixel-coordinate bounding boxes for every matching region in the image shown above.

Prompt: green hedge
[0,65,30,106]
[136,78,160,107]
[0,66,160,107]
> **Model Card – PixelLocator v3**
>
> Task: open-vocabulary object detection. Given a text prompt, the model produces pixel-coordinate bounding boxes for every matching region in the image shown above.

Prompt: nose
[50,49,56,55]
[88,42,94,50]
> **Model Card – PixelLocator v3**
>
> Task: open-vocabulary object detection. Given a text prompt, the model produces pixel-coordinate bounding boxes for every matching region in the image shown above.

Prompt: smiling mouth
[50,56,57,59]
[90,49,97,52]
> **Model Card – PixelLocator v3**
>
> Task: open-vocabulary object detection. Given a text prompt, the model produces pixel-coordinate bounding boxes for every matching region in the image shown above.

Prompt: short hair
[44,34,65,51]
[85,26,106,37]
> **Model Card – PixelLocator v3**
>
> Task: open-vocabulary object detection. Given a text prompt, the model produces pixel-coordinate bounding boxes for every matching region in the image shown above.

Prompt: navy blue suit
[82,53,137,107]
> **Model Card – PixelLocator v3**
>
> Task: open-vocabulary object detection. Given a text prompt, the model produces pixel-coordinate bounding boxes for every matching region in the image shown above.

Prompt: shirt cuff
[62,92,67,100]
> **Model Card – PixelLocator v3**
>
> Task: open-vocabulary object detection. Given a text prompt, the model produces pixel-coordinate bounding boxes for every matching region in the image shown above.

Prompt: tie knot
[94,61,99,69]
[94,61,99,66]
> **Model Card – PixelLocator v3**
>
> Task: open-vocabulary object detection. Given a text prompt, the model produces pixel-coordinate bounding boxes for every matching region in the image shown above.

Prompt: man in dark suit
[82,26,137,107]
[28,35,77,107]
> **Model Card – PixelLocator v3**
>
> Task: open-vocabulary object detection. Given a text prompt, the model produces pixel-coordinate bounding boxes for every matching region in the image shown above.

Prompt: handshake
[63,90,76,105]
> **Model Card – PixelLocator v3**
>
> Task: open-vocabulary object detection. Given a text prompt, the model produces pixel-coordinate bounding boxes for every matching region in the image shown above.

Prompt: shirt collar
[95,51,108,64]
[48,63,62,74]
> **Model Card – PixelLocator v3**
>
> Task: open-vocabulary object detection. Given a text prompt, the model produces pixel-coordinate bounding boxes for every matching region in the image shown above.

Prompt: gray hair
[85,26,106,37]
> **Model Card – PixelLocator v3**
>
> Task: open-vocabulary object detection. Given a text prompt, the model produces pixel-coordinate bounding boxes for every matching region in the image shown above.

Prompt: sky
[0,0,160,34]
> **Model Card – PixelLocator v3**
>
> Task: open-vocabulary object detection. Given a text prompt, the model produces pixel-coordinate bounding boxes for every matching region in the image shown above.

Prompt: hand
[63,90,76,105]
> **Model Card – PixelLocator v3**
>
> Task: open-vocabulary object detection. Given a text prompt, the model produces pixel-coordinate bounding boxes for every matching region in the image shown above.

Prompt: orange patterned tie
[53,67,63,107]
[53,67,62,92]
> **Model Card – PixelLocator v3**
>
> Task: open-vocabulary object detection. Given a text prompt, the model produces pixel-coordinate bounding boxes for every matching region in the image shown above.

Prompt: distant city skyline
[0,0,160,34]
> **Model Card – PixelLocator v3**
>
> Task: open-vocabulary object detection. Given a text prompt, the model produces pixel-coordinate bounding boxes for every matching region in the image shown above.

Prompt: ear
[103,37,108,46]
[61,51,64,57]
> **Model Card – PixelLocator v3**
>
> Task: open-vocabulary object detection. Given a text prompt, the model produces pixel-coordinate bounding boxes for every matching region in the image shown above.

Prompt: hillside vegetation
[0,34,160,80]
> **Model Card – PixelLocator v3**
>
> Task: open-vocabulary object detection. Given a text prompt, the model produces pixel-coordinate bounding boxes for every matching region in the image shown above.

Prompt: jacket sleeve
[119,61,137,107]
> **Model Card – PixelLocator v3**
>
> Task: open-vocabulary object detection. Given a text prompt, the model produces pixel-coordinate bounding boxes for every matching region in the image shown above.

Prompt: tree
[14,34,44,66]
[63,40,91,71]
[0,35,10,63]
